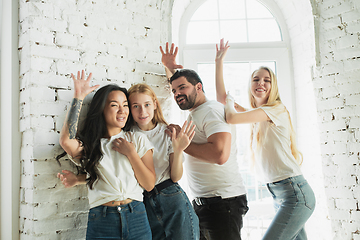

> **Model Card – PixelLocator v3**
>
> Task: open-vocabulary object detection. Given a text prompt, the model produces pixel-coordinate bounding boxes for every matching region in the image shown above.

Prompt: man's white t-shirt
[254,103,302,183]
[185,100,246,199]
[132,123,174,185]
[69,131,154,208]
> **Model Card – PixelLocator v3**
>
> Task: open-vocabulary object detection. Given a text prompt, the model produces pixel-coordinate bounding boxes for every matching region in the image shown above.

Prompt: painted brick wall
[312,0,360,239]
[18,0,173,239]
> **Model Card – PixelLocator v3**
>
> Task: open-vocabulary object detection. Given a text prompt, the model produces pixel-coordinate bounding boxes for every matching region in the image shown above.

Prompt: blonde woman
[215,39,315,240]
[128,83,199,240]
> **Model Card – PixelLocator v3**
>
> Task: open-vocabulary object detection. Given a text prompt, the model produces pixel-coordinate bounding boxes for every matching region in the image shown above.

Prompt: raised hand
[171,121,196,152]
[215,38,230,63]
[159,42,184,70]
[72,70,100,100]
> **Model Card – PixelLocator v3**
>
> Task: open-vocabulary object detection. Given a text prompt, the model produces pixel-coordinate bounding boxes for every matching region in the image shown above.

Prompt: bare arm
[160,42,183,79]
[59,70,100,158]
[215,39,230,105]
[225,96,269,124]
[169,121,196,182]
[112,136,156,191]
[57,170,87,188]
[185,132,231,165]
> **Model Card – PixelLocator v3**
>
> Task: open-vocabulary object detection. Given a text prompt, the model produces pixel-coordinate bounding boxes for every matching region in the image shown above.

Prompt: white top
[254,103,302,183]
[69,131,154,208]
[132,123,174,185]
[185,100,247,198]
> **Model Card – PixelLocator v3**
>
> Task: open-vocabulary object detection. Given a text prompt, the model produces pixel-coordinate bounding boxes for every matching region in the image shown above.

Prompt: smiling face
[250,68,272,106]
[129,93,157,131]
[171,76,199,110]
[103,90,129,136]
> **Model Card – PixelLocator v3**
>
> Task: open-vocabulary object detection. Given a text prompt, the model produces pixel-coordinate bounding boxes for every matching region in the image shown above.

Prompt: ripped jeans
[263,175,316,240]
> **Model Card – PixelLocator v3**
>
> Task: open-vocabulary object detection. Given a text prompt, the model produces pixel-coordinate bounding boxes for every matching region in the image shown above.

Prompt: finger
[216,44,219,52]
[77,71,80,80]
[90,84,100,92]
[189,129,196,141]
[172,128,176,141]
[160,46,165,55]
[225,40,229,48]
[71,73,76,81]
[86,72,93,82]
[81,69,85,80]
[170,43,174,54]
[165,42,169,53]
[180,120,188,131]
[173,46,178,56]
[176,64,184,69]
[186,120,194,132]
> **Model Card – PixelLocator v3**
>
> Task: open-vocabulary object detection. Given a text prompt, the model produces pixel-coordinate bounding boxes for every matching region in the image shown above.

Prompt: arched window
[172,0,295,238]
[186,0,282,44]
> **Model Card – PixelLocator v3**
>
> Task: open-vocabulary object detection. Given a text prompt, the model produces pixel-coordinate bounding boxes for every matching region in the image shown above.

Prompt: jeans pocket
[160,184,181,197]
[132,201,147,214]
[297,181,316,210]
[88,208,103,222]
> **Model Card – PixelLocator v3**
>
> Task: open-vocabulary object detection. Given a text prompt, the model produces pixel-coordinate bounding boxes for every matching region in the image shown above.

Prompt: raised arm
[215,38,230,105]
[169,121,196,182]
[160,42,183,79]
[59,70,100,158]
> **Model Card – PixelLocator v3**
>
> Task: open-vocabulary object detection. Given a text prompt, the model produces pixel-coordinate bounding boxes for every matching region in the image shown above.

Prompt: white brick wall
[18,0,173,238]
[312,0,360,239]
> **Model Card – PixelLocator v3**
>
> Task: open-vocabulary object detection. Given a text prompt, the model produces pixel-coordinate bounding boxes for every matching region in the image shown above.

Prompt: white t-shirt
[185,100,247,198]
[69,131,154,208]
[254,103,302,183]
[132,123,174,185]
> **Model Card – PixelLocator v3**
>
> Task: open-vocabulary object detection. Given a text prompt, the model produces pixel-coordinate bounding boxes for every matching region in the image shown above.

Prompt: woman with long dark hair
[58,70,155,240]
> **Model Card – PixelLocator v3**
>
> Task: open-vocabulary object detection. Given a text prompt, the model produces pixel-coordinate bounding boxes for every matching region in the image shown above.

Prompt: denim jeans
[263,175,316,240]
[86,201,152,240]
[193,194,248,240]
[143,182,200,240]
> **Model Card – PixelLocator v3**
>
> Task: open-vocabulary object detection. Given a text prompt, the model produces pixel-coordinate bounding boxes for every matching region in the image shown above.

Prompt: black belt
[145,179,175,196]
[193,195,244,206]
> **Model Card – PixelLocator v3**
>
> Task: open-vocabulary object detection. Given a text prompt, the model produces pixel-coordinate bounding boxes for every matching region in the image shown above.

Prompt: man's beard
[176,89,197,110]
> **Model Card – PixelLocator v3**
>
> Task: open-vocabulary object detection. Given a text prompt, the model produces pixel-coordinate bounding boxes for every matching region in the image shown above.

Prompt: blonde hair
[128,83,168,126]
[249,67,303,165]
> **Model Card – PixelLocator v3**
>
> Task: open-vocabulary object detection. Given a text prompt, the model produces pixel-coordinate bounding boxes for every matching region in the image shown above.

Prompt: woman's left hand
[171,121,196,152]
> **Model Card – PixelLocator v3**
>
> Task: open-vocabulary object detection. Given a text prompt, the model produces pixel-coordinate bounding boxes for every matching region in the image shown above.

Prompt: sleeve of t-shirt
[260,103,287,127]
[203,108,231,138]
[130,132,154,158]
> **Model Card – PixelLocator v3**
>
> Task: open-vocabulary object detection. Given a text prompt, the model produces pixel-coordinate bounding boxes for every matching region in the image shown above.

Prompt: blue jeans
[193,194,248,240]
[143,182,200,240]
[86,201,151,240]
[263,175,316,240]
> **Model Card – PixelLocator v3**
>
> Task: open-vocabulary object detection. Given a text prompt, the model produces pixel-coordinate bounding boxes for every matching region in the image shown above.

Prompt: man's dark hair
[169,69,205,93]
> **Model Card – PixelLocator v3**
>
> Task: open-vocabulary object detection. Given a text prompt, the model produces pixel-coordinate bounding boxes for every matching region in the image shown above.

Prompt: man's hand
[160,42,184,71]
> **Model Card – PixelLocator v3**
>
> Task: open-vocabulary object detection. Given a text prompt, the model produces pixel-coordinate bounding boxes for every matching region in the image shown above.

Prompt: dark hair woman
[57,70,155,240]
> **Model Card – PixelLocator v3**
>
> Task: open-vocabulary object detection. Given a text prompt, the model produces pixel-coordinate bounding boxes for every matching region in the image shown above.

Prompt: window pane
[191,0,218,21]
[246,0,274,19]
[187,21,220,44]
[220,20,247,43]
[219,0,246,20]
[248,19,281,42]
